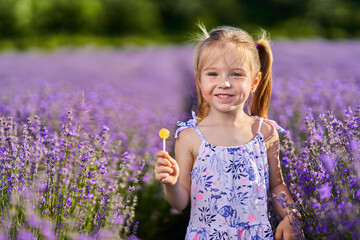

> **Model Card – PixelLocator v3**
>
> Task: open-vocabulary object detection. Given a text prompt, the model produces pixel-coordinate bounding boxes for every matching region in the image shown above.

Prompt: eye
[231,72,242,77]
[207,72,217,77]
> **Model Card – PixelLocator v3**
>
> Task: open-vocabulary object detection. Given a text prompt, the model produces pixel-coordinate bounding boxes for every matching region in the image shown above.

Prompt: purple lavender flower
[318,183,332,200]
[66,197,72,207]
[319,154,335,173]
[280,106,360,238]
[0,42,359,239]
[141,173,151,183]
[18,229,36,240]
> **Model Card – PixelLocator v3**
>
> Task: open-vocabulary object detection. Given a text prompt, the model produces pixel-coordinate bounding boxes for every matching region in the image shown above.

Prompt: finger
[161,176,169,183]
[274,228,283,240]
[155,166,174,175]
[156,151,163,159]
[155,173,169,182]
[156,157,171,167]
[157,151,173,163]
[156,150,170,158]
[161,175,177,185]
[166,155,178,167]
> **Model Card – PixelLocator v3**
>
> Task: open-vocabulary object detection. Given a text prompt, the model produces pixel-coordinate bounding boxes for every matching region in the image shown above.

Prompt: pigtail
[251,34,273,119]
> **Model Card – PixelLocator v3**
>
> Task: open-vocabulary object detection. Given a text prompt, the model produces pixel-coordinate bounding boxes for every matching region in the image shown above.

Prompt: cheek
[200,79,212,93]
[235,81,251,92]
[235,82,252,99]
[200,85,213,102]
[201,86,210,98]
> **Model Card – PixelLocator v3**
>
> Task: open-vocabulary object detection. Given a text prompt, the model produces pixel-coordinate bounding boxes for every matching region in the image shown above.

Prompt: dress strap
[251,116,286,134]
[257,117,264,133]
[174,111,205,140]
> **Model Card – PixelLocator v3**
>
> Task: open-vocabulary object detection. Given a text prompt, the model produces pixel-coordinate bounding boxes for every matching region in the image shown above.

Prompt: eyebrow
[231,68,246,71]
[202,67,246,71]
[202,67,216,71]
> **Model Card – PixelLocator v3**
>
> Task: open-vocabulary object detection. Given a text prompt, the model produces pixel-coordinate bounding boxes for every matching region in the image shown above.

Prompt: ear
[251,72,261,93]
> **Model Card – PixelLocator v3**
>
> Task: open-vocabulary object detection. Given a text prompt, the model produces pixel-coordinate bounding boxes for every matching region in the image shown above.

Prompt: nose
[218,77,231,88]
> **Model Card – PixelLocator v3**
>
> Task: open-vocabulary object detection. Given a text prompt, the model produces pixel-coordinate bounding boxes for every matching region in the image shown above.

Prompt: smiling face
[198,42,260,115]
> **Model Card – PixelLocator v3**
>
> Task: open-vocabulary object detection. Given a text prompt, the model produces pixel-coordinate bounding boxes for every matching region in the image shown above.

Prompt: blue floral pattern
[176,112,284,240]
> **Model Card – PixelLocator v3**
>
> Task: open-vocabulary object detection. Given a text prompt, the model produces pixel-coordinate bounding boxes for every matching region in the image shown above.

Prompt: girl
[155,25,300,240]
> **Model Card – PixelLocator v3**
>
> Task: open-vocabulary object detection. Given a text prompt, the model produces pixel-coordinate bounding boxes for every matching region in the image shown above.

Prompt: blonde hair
[193,25,273,121]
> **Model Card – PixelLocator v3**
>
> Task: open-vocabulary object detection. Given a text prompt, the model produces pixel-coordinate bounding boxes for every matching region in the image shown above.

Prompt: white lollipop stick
[159,128,170,152]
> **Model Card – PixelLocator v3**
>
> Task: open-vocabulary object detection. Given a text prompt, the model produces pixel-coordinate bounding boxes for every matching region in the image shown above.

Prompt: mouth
[215,94,233,101]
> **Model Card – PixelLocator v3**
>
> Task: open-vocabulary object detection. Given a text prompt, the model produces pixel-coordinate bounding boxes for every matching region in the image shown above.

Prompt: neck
[206,108,251,127]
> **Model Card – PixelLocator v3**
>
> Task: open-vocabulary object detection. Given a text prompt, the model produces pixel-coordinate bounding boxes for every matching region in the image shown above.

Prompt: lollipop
[159,128,170,151]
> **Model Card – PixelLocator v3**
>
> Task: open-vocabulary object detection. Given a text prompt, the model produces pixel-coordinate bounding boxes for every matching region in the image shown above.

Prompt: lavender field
[0,41,359,239]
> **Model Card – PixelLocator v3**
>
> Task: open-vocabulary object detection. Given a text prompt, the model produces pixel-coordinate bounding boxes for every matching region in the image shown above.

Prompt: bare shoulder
[259,121,280,150]
[175,127,202,159]
[176,127,199,141]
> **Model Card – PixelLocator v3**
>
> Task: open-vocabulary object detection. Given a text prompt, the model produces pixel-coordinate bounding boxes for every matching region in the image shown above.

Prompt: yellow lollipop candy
[159,128,170,151]
[159,128,170,139]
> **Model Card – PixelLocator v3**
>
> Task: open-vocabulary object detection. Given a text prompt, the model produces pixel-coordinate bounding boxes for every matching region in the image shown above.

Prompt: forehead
[199,42,250,70]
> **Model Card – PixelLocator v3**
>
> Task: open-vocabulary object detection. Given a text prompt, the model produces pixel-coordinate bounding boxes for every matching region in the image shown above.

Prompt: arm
[266,126,294,217]
[264,123,300,240]
[154,128,195,211]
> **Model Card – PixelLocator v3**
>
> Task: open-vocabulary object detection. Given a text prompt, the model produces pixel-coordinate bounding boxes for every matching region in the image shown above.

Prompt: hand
[155,150,179,186]
[274,217,297,240]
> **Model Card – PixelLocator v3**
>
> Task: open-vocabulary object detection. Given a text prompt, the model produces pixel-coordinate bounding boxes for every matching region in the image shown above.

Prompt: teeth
[218,94,231,98]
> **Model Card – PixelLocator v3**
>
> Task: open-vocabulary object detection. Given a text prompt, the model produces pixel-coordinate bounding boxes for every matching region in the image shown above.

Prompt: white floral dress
[175,112,285,240]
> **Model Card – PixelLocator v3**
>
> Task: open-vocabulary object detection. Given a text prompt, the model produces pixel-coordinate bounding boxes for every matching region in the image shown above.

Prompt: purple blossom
[319,154,335,173]
[318,183,332,200]
[0,42,359,239]
[66,197,72,207]
[141,173,151,183]
[0,111,144,239]
[18,229,36,240]
[280,106,360,238]
[138,161,146,170]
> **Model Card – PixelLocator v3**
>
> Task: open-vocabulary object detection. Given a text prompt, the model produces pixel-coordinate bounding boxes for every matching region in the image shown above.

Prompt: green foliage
[100,0,161,35]
[78,0,106,34]
[0,0,19,37]
[30,0,83,34]
[0,0,359,48]
[305,0,360,38]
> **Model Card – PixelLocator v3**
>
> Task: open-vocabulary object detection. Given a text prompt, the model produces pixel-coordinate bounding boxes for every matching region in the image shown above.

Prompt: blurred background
[1,0,360,50]
[1,1,360,240]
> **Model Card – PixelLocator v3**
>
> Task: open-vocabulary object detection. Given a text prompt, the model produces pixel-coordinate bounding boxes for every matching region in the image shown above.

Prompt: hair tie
[255,43,258,48]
